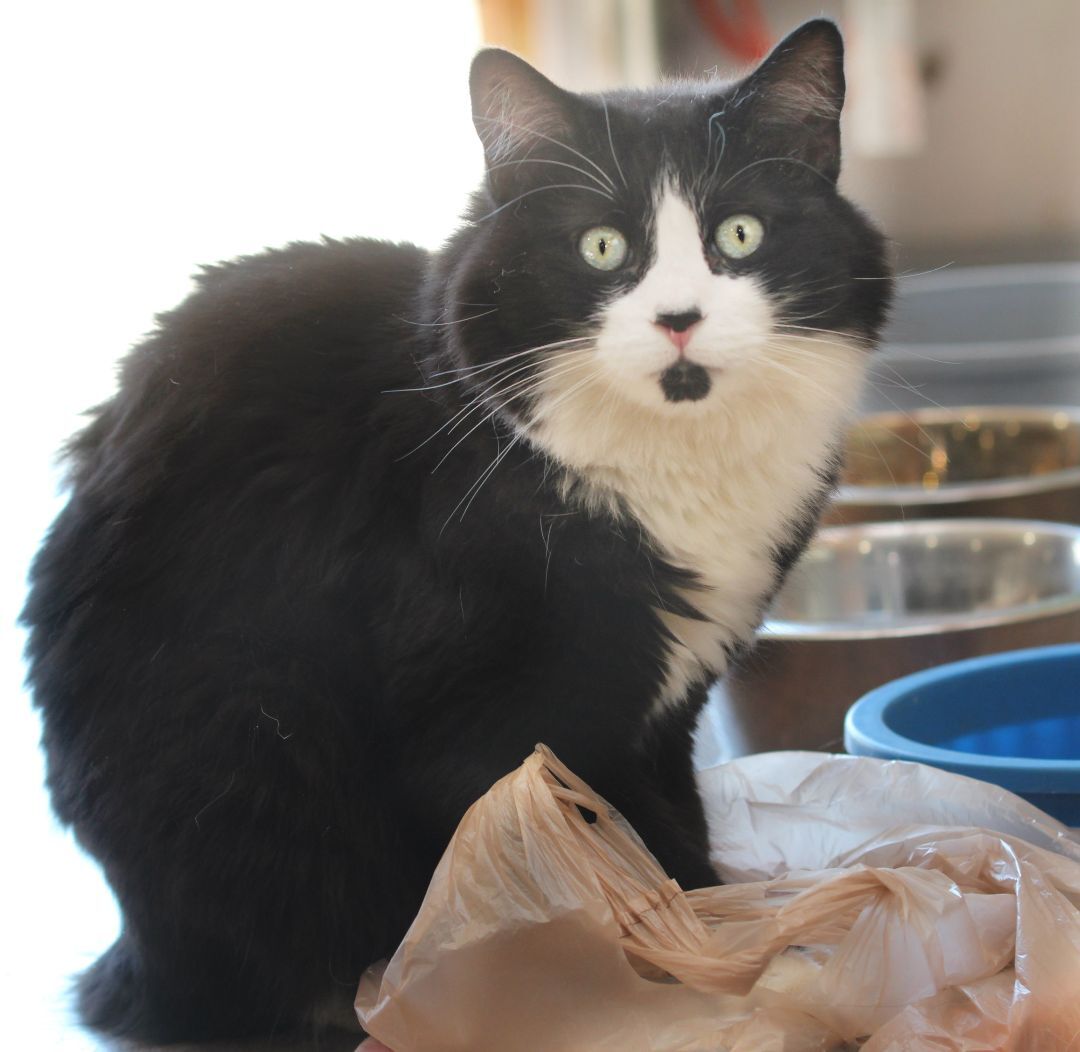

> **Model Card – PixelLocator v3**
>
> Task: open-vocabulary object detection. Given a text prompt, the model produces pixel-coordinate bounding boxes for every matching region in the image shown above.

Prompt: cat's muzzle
[660,361,712,403]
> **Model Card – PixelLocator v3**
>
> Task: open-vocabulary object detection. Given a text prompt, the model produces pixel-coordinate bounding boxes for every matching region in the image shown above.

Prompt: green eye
[715,214,764,259]
[579,226,628,271]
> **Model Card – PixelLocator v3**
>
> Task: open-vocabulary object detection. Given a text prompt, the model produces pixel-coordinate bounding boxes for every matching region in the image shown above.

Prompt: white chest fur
[532,335,865,709]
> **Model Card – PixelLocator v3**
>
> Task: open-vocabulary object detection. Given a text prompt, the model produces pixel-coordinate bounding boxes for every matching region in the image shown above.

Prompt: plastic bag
[355,748,1080,1050]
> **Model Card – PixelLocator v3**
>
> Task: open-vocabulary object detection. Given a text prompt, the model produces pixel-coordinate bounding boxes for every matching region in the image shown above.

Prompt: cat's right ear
[470,49,576,203]
[736,20,846,183]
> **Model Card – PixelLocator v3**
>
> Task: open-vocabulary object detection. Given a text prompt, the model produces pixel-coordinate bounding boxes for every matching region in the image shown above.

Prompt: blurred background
[485,0,1080,268]
[3,0,1078,1045]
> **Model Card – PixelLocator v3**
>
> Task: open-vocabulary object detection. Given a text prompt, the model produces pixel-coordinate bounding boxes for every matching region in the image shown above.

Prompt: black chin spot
[660,361,711,403]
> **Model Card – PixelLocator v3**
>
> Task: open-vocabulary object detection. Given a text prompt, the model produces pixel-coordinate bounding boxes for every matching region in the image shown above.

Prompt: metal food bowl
[846,644,1080,825]
[827,406,1080,525]
[720,519,1080,755]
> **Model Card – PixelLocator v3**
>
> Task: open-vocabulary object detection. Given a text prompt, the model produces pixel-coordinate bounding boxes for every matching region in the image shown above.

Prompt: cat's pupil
[598,237,608,254]
[736,225,746,242]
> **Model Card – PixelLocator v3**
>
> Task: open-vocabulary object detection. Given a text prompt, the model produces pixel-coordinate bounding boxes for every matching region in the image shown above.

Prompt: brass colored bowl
[827,406,1080,525]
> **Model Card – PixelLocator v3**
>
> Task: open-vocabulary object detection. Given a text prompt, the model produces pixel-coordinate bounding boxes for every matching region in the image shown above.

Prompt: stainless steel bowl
[827,406,1080,525]
[719,519,1080,755]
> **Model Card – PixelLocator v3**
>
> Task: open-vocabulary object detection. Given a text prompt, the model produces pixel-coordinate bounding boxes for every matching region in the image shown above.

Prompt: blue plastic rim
[845,644,1080,825]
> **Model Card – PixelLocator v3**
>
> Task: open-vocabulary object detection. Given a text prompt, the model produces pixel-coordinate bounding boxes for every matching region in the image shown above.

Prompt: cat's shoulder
[106,236,431,405]
[194,236,428,289]
[69,238,432,478]
[172,236,430,333]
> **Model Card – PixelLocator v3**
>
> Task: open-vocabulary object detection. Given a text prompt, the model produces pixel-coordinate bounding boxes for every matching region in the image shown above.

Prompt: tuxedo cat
[23,19,891,1044]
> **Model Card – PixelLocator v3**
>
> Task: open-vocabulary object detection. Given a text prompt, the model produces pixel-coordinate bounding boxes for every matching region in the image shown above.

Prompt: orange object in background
[476,0,537,59]
[692,0,771,63]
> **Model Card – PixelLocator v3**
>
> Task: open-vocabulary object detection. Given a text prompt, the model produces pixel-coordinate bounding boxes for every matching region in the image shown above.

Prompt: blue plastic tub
[845,644,1080,825]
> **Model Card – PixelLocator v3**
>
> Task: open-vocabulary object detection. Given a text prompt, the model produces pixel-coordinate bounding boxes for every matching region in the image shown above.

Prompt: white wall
[841,0,1080,265]
[4,1,484,442]
[2,5,483,1042]
[3,0,485,599]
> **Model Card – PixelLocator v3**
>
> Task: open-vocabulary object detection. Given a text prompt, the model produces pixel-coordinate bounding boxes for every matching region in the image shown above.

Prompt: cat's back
[59,236,434,506]
[166,235,428,362]
[78,236,427,457]
[27,237,434,636]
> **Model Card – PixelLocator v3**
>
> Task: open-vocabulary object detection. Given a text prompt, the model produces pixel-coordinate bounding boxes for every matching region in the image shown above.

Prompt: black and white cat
[23,19,891,1044]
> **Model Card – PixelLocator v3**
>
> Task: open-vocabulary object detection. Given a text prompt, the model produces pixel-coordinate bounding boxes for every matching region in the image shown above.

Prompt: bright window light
[5,0,484,435]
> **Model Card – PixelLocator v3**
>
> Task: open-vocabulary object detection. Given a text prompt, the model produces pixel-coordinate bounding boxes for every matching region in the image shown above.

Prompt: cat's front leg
[402,693,718,891]
[615,711,719,891]
[613,781,718,890]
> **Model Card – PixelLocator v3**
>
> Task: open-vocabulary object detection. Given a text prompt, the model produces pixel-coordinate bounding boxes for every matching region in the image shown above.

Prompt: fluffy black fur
[23,21,890,1044]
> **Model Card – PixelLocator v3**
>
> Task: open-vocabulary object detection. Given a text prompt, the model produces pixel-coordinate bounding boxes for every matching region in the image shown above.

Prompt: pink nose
[654,310,703,354]
[658,326,696,352]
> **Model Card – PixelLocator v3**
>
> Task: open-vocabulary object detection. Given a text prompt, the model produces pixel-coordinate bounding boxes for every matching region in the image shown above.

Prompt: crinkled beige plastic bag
[355,748,1080,1051]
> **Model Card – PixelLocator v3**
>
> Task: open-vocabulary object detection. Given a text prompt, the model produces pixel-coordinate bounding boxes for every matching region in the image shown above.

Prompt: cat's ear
[739,19,845,183]
[470,49,577,202]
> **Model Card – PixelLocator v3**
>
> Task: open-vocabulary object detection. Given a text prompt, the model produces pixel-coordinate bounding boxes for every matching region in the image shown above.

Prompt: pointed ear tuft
[741,19,845,181]
[751,20,845,122]
[469,49,572,168]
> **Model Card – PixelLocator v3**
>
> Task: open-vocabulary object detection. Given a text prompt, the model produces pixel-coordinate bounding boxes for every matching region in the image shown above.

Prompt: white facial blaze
[529,180,868,712]
[591,185,773,411]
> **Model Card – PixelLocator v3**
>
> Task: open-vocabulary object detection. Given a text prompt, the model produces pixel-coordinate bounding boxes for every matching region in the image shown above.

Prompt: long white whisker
[486,156,614,197]
[718,155,831,191]
[393,308,499,329]
[438,364,600,532]
[871,362,953,412]
[705,112,727,185]
[769,344,955,432]
[845,425,906,521]
[863,386,946,453]
[775,329,962,380]
[857,415,934,463]
[780,281,860,302]
[385,344,590,395]
[773,325,870,346]
[443,361,586,447]
[473,113,617,191]
[446,356,590,435]
[429,337,593,378]
[775,299,847,323]
[475,183,614,223]
[406,364,540,454]
[757,355,851,410]
[600,97,628,190]
[431,358,595,474]
[523,368,600,438]
[444,350,587,402]
[878,347,964,366]
[593,371,622,454]
[394,369,527,462]
[394,354,591,462]
[855,263,954,281]
[450,434,524,528]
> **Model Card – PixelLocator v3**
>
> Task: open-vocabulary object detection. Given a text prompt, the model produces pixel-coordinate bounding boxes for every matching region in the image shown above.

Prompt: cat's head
[442,20,892,466]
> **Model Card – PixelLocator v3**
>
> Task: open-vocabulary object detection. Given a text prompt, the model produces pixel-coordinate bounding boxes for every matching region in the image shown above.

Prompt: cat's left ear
[739,19,845,183]
[470,49,579,203]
